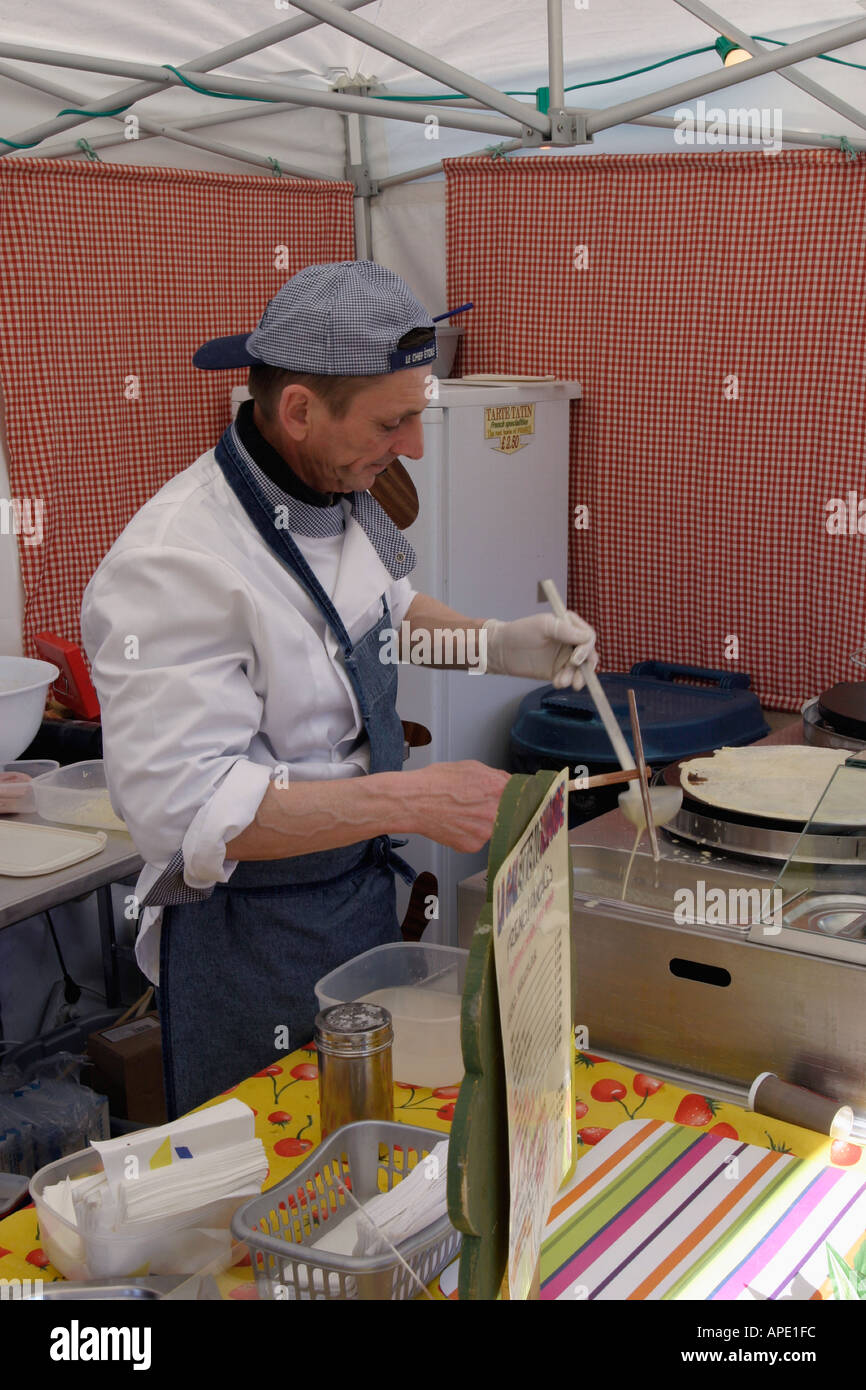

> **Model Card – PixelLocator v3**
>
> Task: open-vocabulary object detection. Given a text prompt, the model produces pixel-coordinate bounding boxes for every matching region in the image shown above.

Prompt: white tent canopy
[1,1,865,653]
[1,0,865,305]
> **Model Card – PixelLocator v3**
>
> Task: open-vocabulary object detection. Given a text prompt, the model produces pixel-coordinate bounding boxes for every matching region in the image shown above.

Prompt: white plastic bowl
[0,656,59,763]
[32,759,127,832]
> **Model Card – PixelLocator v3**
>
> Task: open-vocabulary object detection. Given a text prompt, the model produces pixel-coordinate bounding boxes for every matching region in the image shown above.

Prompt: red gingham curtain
[444,151,866,711]
[0,158,355,656]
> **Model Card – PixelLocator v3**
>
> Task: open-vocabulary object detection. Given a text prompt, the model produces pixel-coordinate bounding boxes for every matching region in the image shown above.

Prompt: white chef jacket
[80,446,417,985]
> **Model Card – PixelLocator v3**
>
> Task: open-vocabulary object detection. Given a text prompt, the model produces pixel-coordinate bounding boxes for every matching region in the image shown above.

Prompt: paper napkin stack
[39,1099,267,1277]
[311,1139,450,1259]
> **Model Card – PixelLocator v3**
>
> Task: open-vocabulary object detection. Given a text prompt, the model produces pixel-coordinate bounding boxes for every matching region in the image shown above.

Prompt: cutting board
[0,821,107,875]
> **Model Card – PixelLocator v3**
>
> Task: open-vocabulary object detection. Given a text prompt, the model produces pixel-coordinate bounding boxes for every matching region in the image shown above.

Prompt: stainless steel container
[457,811,866,1118]
[315,1003,394,1139]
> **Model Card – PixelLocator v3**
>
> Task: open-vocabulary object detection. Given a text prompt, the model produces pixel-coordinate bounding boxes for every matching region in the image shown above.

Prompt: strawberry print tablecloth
[0,1041,862,1300]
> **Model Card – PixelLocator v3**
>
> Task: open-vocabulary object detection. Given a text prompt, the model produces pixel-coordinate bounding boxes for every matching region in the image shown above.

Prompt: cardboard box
[86,1013,166,1125]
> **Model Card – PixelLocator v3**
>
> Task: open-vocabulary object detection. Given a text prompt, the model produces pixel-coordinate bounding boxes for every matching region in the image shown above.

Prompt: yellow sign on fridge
[484,403,535,453]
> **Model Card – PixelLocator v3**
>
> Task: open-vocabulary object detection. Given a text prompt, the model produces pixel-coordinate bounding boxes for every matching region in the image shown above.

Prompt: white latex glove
[482,612,599,690]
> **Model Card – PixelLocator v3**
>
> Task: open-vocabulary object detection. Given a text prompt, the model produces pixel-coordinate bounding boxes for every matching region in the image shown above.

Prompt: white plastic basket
[231,1121,460,1300]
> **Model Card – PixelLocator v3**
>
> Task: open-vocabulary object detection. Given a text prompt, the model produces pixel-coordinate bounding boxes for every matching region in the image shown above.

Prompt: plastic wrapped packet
[0,1054,108,1175]
[0,1106,37,1177]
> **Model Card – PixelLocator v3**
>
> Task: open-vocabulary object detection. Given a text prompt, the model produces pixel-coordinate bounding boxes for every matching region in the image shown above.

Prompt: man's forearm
[224,771,418,861]
[401,593,485,669]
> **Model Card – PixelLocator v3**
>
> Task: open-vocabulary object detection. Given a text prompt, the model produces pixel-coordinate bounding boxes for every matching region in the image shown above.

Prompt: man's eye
[381,421,400,431]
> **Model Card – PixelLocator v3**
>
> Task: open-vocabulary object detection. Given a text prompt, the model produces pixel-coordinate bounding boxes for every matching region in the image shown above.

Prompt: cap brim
[193,333,261,370]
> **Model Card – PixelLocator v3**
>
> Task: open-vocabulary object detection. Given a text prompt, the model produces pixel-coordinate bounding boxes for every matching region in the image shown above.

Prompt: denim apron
[157,426,415,1119]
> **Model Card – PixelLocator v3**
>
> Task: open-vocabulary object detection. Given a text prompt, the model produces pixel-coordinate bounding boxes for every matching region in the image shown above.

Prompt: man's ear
[277,383,314,442]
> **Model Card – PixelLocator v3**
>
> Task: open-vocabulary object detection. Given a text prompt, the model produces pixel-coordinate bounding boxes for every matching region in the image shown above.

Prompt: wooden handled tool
[568,767,649,791]
[627,688,659,860]
[538,579,683,843]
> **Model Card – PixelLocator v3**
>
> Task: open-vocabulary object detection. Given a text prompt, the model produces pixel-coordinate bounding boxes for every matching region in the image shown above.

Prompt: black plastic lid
[510,663,769,766]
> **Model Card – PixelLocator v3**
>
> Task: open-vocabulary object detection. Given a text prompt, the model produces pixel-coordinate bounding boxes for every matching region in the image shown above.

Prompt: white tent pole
[284,0,551,135]
[149,103,306,131]
[547,0,565,111]
[187,77,527,135]
[585,16,866,134]
[0,0,378,155]
[0,61,329,175]
[0,50,527,141]
[4,101,313,161]
[63,123,324,177]
[38,101,315,156]
[378,140,524,188]
[376,104,866,190]
[344,93,374,257]
[626,109,866,151]
[17,99,343,160]
[671,0,866,134]
[26,86,844,183]
[396,93,866,150]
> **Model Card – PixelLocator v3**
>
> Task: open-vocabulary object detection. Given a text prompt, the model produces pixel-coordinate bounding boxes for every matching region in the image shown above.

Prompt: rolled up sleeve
[388,575,417,629]
[81,545,274,888]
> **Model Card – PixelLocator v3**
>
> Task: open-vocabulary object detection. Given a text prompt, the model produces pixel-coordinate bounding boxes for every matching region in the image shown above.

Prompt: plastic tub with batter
[315,943,469,1088]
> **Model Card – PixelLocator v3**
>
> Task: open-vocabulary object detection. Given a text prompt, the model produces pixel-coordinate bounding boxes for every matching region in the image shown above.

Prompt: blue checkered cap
[194,259,437,374]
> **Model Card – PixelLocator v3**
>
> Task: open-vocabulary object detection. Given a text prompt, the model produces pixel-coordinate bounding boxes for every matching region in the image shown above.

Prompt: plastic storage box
[510,662,770,825]
[0,760,59,813]
[30,1147,149,1280]
[232,1120,460,1300]
[29,1146,247,1281]
[315,943,468,1088]
[32,760,127,831]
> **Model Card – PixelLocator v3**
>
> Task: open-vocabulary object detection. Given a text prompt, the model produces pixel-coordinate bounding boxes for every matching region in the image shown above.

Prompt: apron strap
[214,433,354,655]
[375,836,417,886]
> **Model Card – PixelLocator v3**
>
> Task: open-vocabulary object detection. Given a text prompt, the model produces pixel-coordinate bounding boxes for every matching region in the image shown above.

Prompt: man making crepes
[81,260,598,1118]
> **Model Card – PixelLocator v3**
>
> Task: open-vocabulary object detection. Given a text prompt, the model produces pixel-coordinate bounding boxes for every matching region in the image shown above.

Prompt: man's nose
[394,414,425,460]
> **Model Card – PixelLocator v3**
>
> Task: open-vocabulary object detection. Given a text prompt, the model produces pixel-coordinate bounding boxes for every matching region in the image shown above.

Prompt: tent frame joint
[546,110,592,145]
[346,160,379,197]
[519,123,547,148]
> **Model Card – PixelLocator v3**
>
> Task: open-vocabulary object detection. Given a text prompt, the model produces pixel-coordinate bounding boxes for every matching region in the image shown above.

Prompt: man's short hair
[247,364,375,421]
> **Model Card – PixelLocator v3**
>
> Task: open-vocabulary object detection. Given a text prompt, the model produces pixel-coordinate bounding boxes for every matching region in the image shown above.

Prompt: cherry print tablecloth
[0,1043,862,1300]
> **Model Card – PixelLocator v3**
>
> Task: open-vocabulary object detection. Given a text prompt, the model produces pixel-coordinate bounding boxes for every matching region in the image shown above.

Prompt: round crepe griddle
[659,755,857,834]
[817,682,866,741]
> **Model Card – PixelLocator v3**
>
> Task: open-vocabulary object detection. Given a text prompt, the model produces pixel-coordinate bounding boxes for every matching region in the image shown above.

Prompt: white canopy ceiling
[1,0,865,180]
[0,2,864,656]
[1,1,864,393]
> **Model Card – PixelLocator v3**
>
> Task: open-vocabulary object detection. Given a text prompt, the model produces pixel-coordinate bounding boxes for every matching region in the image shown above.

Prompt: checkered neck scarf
[229,418,416,580]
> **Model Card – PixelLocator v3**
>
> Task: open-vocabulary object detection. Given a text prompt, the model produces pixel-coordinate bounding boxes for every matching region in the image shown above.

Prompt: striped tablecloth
[540,1118,866,1301]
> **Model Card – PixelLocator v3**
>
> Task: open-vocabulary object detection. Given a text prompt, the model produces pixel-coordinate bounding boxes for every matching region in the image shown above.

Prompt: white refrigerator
[394,381,580,944]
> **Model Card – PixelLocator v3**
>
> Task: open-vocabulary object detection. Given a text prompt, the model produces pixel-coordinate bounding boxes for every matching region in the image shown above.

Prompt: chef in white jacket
[81,260,597,1118]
